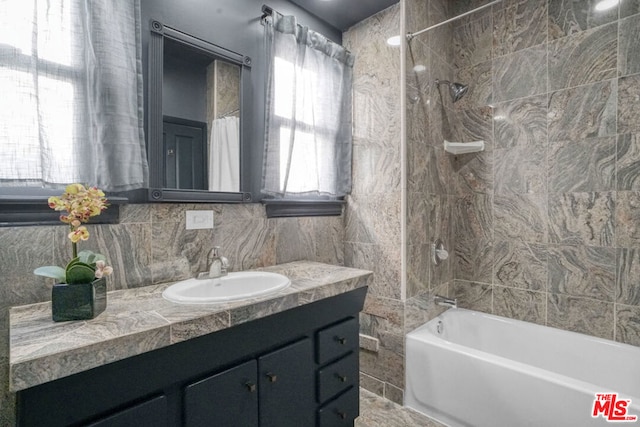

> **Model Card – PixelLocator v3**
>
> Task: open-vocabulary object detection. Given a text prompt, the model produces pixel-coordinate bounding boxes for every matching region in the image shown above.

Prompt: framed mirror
[147,20,253,202]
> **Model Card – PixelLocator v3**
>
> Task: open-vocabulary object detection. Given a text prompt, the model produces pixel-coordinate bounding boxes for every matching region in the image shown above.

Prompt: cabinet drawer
[317,387,359,427]
[316,317,358,364]
[317,352,357,403]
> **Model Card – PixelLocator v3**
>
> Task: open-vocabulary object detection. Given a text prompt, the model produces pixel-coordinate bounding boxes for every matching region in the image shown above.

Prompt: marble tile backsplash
[0,203,344,424]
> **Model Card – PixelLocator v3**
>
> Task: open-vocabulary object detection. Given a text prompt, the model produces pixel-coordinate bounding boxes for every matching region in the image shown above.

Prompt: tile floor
[355,388,446,427]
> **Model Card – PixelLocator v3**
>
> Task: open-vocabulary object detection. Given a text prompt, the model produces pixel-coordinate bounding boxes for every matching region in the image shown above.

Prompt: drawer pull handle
[266,372,277,382]
[337,410,347,420]
[335,336,347,345]
[336,373,347,382]
[245,382,257,392]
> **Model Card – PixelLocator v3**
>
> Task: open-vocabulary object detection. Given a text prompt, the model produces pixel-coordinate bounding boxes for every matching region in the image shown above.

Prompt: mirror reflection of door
[163,118,207,190]
[162,38,240,192]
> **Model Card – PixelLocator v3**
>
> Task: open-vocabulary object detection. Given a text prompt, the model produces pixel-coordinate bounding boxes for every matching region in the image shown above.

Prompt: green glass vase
[51,277,107,322]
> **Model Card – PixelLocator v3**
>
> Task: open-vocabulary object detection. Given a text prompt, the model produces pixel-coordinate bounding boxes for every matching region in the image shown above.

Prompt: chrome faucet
[197,246,229,279]
[434,295,457,309]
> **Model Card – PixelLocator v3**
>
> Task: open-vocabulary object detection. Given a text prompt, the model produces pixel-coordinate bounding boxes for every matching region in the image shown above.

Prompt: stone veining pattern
[9,261,371,391]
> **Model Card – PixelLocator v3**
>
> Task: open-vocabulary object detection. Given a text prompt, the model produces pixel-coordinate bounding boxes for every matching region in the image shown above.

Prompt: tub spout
[434,295,457,309]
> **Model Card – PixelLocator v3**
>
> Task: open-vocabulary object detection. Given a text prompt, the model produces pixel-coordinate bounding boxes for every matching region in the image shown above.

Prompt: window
[262,13,353,208]
[0,0,147,192]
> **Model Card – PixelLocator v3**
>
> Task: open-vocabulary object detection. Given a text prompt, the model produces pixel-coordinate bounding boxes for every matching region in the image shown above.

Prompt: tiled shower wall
[445,0,640,346]
[0,204,343,424]
[343,3,406,405]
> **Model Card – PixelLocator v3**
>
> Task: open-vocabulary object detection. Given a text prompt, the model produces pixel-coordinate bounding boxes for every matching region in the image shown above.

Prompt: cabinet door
[258,338,314,427]
[85,395,167,427]
[184,359,258,427]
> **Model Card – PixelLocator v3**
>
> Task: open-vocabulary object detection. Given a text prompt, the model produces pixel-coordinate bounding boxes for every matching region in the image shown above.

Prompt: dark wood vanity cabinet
[16,287,366,427]
[184,339,314,427]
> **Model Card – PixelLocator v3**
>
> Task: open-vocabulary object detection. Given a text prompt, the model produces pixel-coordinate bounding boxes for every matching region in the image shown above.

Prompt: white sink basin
[162,271,291,304]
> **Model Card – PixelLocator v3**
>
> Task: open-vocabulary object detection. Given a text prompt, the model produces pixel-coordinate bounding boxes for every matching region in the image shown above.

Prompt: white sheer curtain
[262,13,354,198]
[0,0,148,191]
[209,116,240,192]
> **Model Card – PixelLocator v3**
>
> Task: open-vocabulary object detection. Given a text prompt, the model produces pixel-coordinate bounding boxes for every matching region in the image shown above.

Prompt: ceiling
[288,0,399,31]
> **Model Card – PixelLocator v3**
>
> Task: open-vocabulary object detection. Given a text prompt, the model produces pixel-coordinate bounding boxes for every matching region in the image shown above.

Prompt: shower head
[435,79,469,103]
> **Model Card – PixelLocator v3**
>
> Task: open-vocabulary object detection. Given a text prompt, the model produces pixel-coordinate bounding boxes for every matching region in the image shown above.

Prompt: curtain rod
[261,4,274,21]
[407,0,503,41]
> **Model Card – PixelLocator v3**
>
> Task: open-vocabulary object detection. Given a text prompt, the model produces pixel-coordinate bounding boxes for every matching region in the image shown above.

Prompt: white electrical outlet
[185,210,214,230]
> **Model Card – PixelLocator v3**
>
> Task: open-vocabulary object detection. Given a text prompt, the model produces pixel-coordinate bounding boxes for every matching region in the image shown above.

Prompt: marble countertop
[9,261,372,392]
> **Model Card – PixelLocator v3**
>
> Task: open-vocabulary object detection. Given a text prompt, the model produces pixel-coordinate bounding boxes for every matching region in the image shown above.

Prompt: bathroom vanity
[9,261,371,427]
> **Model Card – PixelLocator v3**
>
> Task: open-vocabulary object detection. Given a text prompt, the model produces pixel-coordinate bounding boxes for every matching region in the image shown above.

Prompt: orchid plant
[34,184,113,285]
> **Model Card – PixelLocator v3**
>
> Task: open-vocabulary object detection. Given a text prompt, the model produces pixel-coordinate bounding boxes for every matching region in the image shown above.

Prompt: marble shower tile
[548,0,618,40]
[492,0,547,56]
[548,80,617,142]
[616,248,640,305]
[616,191,640,248]
[548,192,615,246]
[494,145,547,195]
[618,74,640,134]
[345,242,401,300]
[407,243,431,298]
[493,286,546,325]
[547,294,614,340]
[494,241,548,291]
[352,145,401,196]
[548,23,617,91]
[450,105,494,146]
[548,245,616,300]
[344,194,402,246]
[407,194,429,246]
[453,10,492,68]
[452,280,493,313]
[492,45,547,102]
[454,238,493,283]
[352,75,401,149]
[311,216,345,265]
[452,0,493,18]
[450,148,494,195]
[407,139,429,194]
[494,94,548,148]
[405,284,449,334]
[454,193,493,241]
[494,193,548,243]
[548,136,616,193]
[618,15,640,77]
[362,294,404,335]
[429,23,454,66]
[617,134,640,191]
[620,0,640,18]
[616,304,640,346]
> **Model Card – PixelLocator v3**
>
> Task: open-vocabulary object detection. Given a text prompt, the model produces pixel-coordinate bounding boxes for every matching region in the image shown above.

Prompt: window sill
[0,195,125,227]
[262,199,344,218]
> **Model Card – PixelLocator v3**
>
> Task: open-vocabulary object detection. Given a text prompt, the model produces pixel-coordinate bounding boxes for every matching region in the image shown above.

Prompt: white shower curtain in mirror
[0,0,148,191]
[262,12,354,198]
[209,116,240,192]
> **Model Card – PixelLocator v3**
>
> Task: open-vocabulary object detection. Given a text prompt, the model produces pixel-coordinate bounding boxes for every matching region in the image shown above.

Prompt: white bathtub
[405,308,640,427]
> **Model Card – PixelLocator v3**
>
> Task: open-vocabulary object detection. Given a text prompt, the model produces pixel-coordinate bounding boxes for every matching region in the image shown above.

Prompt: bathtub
[405,308,640,427]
